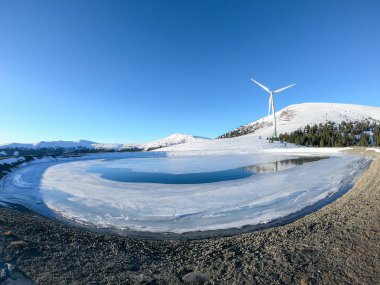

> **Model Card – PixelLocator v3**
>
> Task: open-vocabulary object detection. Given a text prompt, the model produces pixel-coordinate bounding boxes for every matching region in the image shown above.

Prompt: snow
[142,133,209,150]
[93,143,141,151]
[0,151,6,156]
[366,147,380,153]
[0,157,25,165]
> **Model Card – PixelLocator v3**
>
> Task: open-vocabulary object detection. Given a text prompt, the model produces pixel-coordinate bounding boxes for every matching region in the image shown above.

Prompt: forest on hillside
[278,120,380,147]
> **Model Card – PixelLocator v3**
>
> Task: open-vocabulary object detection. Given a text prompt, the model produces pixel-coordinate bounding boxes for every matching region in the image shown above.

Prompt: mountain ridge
[0,133,210,153]
[219,102,380,139]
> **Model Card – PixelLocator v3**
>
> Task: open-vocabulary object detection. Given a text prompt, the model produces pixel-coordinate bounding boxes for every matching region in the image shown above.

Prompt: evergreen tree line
[218,121,264,139]
[218,127,253,139]
[278,120,380,147]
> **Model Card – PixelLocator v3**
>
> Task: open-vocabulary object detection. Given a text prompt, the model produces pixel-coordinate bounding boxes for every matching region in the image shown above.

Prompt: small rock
[10,240,29,251]
[137,273,156,285]
[182,272,210,284]
[2,231,15,237]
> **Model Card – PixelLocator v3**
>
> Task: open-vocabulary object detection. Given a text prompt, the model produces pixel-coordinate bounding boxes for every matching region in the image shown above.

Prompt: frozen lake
[0,152,371,234]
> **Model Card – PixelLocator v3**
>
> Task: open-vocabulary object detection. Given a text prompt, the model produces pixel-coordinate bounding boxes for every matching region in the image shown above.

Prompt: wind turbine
[251,78,295,138]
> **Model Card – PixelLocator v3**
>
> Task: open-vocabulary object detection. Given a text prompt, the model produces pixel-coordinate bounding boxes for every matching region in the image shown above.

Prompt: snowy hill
[92,133,209,151]
[0,134,210,154]
[142,133,209,151]
[156,103,380,154]
[219,103,380,138]
[91,142,141,152]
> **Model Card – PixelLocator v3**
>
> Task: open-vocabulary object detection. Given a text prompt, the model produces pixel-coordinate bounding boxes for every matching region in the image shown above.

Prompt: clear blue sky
[1,0,379,143]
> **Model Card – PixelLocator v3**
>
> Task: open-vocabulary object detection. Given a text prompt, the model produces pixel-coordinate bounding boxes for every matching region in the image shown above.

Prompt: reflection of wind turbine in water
[251,78,295,137]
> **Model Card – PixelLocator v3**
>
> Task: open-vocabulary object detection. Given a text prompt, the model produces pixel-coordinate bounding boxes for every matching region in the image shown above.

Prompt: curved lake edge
[1,155,372,240]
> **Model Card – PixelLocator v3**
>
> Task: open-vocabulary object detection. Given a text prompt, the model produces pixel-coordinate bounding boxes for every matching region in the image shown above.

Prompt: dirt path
[0,150,379,284]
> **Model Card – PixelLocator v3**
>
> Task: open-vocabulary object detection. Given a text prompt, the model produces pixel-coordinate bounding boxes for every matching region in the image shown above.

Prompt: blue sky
[1,0,379,143]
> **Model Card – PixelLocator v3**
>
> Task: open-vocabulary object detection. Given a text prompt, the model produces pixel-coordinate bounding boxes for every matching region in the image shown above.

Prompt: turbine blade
[251,78,271,93]
[273,83,296,94]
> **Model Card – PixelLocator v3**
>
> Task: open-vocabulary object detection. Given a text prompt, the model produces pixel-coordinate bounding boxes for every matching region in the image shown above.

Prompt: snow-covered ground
[154,133,349,156]
[366,147,380,153]
[0,157,25,165]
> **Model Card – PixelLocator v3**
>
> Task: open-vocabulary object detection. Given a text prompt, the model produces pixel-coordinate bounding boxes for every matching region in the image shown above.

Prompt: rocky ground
[0,149,379,284]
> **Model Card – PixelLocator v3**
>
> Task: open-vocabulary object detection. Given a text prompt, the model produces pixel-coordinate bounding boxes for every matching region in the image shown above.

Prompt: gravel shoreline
[1,150,380,284]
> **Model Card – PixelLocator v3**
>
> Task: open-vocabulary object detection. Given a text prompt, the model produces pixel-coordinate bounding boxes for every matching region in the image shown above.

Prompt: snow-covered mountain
[0,140,96,150]
[142,133,209,151]
[93,133,209,151]
[156,103,380,154]
[219,103,380,138]
[0,134,210,153]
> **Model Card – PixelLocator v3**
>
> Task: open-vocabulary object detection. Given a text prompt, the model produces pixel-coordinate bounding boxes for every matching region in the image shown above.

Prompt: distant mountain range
[0,133,210,155]
[0,140,96,150]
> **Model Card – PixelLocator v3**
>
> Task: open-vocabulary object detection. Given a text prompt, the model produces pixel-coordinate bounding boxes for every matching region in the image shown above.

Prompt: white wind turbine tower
[251,78,295,138]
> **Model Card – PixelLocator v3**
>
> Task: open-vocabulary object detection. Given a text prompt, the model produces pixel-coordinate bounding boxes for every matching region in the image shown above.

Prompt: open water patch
[88,156,328,184]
